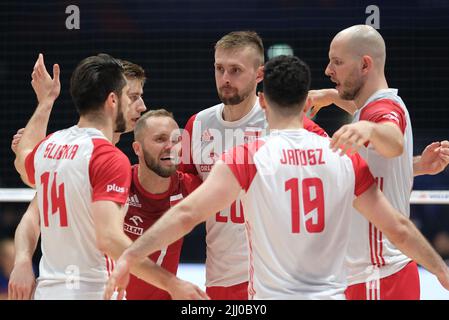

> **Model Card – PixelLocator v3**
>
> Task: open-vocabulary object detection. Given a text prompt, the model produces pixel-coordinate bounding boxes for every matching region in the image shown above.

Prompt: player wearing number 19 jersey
[181,101,327,299]
[223,129,374,299]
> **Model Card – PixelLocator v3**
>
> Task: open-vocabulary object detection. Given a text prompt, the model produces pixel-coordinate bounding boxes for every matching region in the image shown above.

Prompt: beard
[142,148,176,178]
[339,71,364,101]
[114,99,127,133]
[217,82,254,106]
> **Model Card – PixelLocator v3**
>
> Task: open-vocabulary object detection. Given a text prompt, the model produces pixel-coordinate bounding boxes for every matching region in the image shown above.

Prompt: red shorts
[206,282,248,300]
[345,261,420,300]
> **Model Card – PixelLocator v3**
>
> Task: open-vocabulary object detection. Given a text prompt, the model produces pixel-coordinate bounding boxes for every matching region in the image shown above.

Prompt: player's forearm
[322,89,358,115]
[386,215,447,278]
[368,122,404,158]
[15,100,54,179]
[413,155,424,177]
[20,100,54,149]
[130,258,179,292]
[14,212,40,264]
[123,204,197,266]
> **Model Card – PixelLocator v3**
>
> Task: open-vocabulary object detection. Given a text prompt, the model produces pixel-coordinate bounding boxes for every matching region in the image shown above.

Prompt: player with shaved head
[310,25,420,300]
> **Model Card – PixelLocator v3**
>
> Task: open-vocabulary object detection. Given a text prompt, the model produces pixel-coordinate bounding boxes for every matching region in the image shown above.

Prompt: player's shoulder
[195,103,222,120]
[91,138,130,163]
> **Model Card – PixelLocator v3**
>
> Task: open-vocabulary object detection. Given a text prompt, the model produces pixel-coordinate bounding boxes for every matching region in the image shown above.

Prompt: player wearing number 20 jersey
[124,165,202,299]
[180,100,328,298]
[222,129,375,299]
[24,126,131,299]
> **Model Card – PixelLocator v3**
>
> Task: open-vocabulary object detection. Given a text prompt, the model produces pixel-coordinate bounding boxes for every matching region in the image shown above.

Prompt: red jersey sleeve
[303,115,328,137]
[89,139,131,204]
[221,140,265,192]
[359,99,407,134]
[24,134,54,185]
[349,152,376,196]
[180,172,203,195]
[178,114,198,175]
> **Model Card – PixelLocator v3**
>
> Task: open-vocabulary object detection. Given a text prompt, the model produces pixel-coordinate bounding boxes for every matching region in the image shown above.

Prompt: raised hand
[11,128,25,155]
[416,141,449,176]
[31,53,60,104]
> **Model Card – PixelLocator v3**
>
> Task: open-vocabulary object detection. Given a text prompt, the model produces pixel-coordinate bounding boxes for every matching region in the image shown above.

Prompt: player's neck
[137,164,171,194]
[222,94,257,122]
[77,117,114,142]
[268,112,304,130]
[354,76,388,109]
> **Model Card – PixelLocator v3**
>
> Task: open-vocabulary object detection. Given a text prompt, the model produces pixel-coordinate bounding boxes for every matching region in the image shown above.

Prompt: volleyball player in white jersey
[179,31,327,300]
[308,25,449,299]
[13,54,207,300]
[105,55,449,300]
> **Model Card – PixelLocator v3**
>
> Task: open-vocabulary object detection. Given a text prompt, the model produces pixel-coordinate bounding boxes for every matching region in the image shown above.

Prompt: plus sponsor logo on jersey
[124,215,144,236]
[106,183,126,193]
[127,194,142,208]
[380,111,400,124]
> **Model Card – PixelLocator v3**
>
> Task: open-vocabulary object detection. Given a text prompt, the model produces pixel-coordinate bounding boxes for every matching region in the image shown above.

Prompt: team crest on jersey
[201,129,214,142]
[244,127,262,143]
[127,194,142,208]
[124,215,144,236]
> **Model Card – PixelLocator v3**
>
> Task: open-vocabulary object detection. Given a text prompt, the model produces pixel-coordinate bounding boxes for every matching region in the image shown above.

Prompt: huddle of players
[10,26,449,300]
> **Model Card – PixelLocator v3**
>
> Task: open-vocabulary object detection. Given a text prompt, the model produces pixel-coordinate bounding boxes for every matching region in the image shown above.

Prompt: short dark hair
[70,53,126,116]
[263,55,311,115]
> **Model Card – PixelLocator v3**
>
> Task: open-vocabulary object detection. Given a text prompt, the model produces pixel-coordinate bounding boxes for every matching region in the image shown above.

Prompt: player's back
[225,129,373,299]
[27,126,128,299]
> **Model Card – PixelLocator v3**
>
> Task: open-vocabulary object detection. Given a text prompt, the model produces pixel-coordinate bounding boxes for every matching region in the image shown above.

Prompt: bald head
[333,25,386,70]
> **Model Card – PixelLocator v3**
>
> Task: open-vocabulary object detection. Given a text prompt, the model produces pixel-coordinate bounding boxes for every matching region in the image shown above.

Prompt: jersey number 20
[285,177,324,233]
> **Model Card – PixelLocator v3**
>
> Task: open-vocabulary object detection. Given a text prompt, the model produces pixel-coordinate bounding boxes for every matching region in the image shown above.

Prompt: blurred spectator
[0,238,15,299]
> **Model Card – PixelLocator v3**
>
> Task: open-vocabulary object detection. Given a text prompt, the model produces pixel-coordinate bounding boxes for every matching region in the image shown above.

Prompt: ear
[256,65,264,84]
[132,141,141,157]
[361,55,373,75]
[304,97,312,113]
[105,92,118,113]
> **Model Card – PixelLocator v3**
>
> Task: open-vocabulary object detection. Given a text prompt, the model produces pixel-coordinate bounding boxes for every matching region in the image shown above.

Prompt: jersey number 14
[41,171,68,227]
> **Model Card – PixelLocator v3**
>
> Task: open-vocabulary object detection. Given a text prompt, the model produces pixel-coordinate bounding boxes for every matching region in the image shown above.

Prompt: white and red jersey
[346,89,413,285]
[222,129,375,299]
[124,165,202,300]
[25,126,131,299]
[179,101,328,287]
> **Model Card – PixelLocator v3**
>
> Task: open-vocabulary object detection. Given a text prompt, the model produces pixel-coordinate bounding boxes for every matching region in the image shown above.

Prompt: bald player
[309,25,426,299]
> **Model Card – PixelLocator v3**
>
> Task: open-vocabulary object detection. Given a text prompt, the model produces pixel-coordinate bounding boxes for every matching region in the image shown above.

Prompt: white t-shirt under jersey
[25,126,131,299]
[346,89,414,285]
[222,129,375,299]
